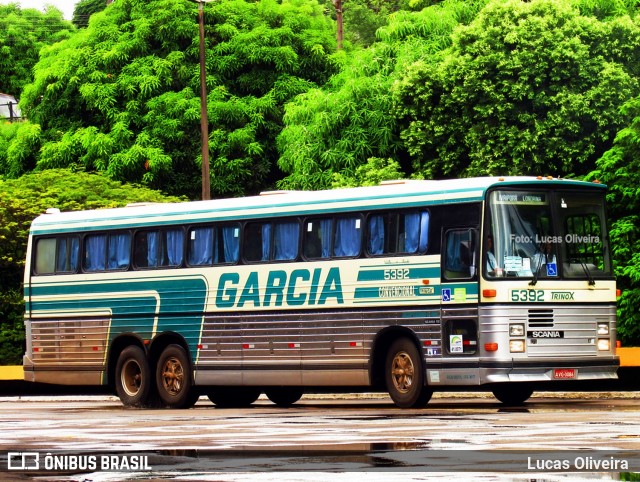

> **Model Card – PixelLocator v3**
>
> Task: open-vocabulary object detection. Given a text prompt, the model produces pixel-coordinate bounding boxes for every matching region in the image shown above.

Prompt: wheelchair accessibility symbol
[546,263,558,277]
[442,288,451,302]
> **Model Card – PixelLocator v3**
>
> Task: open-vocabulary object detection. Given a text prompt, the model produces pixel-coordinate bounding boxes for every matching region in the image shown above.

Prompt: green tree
[589,96,640,345]
[395,0,640,180]
[331,156,408,187]
[0,169,184,365]
[0,4,74,97]
[72,0,108,28]
[0,121,41,178]
[277,0,487,190]
[19,0,337,199]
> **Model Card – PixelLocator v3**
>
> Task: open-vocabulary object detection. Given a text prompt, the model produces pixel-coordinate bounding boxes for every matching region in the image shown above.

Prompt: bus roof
[29,176,606,235]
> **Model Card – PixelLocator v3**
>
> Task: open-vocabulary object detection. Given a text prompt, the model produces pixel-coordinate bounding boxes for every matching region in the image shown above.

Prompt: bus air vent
[528,309,554,327]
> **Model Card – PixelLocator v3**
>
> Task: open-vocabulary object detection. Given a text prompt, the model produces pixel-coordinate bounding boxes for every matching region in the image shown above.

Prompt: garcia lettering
[216,267,344,308]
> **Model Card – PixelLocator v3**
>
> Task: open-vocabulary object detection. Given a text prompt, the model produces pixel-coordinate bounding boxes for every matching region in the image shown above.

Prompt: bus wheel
[115,346,152,407]
[492,384,534,406]
[207,387,261,408]
[385,338,432,408]
[265,388,303,407]
[156,344,194,409]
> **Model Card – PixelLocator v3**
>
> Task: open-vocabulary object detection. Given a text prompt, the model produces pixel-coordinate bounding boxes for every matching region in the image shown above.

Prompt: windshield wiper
[572,257,596,286]
[529,245,544,286]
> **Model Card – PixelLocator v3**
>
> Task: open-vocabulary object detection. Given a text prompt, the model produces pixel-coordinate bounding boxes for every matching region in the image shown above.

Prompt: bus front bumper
[480,357,620,384]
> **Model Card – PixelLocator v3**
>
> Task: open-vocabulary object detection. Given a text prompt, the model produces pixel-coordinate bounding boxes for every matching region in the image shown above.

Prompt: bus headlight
[597,339,610,351]
[509,324,525,337]
[509,340,525,353]
[597,323,609,335]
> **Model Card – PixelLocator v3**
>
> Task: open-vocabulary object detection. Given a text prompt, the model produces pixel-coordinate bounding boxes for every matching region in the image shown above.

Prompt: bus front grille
[528,309,554,327]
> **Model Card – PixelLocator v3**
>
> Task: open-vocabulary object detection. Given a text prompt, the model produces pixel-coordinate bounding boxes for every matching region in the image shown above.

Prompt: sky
[0,0,76,20]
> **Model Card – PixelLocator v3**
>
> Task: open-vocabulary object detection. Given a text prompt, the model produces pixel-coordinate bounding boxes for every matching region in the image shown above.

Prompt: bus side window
[367,211,429,256]
[56,237,80,273]
[135,230,183,269]
[273,221,299,261]
[162,229,183,267]
[215,225,240,264]
[303,218,331,259]
[34,236,80,275]
[85,233,130,272]
[84,234,107,272]
[188,227,214,266]
[333,216,362,257]
[367,214,386,255]
[243,222,270,262]
[400,211,429,254]
[107,233,131,270]
[35,238,57,274]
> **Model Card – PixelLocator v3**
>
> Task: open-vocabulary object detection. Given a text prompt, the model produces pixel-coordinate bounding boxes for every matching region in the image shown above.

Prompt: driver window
[444,229,476,280]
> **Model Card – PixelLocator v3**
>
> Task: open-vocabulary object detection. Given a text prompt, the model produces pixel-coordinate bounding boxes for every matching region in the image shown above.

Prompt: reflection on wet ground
[1,394,639,481]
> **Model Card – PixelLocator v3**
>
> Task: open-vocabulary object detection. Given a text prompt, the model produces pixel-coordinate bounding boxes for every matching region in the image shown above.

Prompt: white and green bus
[23,177,619,408]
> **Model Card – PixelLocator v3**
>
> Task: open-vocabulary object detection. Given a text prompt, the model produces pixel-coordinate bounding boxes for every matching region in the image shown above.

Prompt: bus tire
[207,387,261,408]
[115,345,153,408]
[492,383,534,406]
[155,344,195,409]
[385,338,432,408]
[265,388,303,407]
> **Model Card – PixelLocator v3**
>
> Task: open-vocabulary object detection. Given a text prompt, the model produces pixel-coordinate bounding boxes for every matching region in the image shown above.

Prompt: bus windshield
[485,189,612,280]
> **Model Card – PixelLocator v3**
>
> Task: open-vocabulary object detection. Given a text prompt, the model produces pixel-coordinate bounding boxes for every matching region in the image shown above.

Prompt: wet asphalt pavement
[0,392,639,481]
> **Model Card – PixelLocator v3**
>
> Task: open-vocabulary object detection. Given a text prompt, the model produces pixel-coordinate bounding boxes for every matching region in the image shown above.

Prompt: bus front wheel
[156,344,196,409]
[385,338,432,408]
[115,345,152,407]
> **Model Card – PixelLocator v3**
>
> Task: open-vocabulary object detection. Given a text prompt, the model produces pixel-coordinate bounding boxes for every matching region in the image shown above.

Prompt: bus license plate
[553,368,576,379]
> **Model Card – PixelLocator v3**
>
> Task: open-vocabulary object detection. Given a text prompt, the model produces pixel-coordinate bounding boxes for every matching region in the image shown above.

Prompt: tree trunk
[333,0,343,50]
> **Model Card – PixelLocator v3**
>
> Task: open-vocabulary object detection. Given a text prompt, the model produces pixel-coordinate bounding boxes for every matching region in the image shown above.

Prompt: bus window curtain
[274,222,299,260]
[108,233,131,269]
[56,238,68,272]
[147,232,158,267]
[85,235,107,271]
[368,215,384,255]
[166,230,183,266]
[334,218,361,257]
[261,224,271,261]
[445,231,470,273]
[56,237,79,272]
[221,226,239,263]
[419,211,429,252]
[403,213,420,253]
[189,227,213,265]
[320,219,331,258]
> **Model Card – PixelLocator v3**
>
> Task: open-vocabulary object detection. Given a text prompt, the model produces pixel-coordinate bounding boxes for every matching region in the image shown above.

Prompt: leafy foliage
[0,169,184,364]
[0,121,41,178]
[277,0,488,190]
[19,0,337,198]
[72,0,107,29]
[395,0,640,179]
[589,97,640,345]
[331,156,408,187]
[0,4,74,97]
[0,287,23,366]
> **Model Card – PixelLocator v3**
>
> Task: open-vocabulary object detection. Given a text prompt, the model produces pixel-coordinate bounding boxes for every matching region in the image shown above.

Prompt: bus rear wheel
[492,383,534,406]
[265,388,303,407]
[156,344,196,409]
[115,345,152,407]
[207,387,261,408]
[385,338,432,408]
